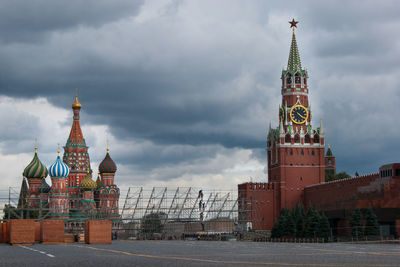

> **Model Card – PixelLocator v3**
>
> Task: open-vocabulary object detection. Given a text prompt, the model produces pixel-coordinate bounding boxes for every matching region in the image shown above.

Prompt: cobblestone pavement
[0,240,399,266]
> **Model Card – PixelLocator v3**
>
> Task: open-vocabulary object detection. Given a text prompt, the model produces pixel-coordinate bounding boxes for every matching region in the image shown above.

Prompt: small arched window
[314,134,320,143]
[304,134,311,143]
[294,134,300,143]
[295,73,301,84]
[328,159,332,166]
[285,133,291,143]
[286,74,292,85]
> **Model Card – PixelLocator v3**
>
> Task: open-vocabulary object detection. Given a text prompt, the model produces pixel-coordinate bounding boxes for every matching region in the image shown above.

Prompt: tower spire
[67,92,86,146]
[287,19,302,73]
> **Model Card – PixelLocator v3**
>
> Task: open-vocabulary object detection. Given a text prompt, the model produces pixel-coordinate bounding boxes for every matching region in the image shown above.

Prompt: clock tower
[267,19,326,211]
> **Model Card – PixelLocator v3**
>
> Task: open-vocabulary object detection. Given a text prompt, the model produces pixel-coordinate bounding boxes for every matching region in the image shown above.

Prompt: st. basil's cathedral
[21,95,120,224]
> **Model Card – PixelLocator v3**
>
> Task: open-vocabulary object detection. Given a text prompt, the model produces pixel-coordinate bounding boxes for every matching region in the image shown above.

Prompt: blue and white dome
[49,151,70,178]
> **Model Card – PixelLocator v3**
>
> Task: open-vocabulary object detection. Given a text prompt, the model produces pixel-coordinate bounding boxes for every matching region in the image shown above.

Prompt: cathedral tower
[63,94,91,210]
[49,149,70,218]
[267,19,326,211]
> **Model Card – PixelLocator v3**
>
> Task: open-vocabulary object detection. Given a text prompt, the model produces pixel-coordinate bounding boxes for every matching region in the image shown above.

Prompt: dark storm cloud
[0,0,144,43]
[0,0,399,178]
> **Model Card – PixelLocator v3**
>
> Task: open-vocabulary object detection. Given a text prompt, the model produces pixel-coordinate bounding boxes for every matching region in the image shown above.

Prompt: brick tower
[267,19,326,211]
[63,94,91,213]
[23,145,48,208]
[98,147,120,219]
[49,149,70,218]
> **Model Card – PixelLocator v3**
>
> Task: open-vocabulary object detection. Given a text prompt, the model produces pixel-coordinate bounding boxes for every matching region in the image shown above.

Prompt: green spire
[287,31,302,74]
[326,144,333,157]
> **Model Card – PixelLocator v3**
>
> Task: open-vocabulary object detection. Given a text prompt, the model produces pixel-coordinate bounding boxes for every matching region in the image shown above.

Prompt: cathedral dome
[23,147,48,179]
[98,149,117,174]
[38,178,51,193]
[80,169,96,190]
[49,151,70,178]
[72,94,81,109]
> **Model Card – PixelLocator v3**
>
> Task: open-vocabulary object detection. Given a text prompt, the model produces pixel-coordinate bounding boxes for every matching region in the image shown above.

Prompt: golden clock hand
[298,113,306,119]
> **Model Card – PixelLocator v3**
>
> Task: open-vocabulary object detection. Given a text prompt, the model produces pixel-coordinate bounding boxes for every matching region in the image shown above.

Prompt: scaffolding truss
[121,187,238,224]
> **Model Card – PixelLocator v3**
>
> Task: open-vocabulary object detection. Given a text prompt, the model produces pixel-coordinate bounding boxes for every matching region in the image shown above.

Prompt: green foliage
[271,219,282,238]
[2,204,40,220]
[325,171,351,182]
[141,213,163,233]
[304,205,321,238]
[271,204,331,240]
[350,208,363,238]
[293,203,305,238]
[364,207,379,236]
[317,213,331,240]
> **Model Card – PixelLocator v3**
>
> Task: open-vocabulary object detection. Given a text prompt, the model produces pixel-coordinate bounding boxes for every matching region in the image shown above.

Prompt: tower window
[312,150,315,156]
[295,73,301,84]
[328,159,332,166]
[287,74,292,85]
[285,134,291,143]
[290,149,293,155]
[301,150,304,156]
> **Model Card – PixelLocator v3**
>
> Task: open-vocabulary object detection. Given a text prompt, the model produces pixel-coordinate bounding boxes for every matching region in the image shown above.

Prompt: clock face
[290,104,308,124]
[279,107,285,123]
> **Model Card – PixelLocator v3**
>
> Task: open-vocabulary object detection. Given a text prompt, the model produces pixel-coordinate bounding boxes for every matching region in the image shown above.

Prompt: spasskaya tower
[267,19,332,211]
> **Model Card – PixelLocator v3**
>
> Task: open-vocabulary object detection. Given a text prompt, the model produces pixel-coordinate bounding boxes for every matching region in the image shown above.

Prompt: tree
[325,171,351,182]
[350,208,363,239]
[141,213,163,233]
[271,208,295,238]
[317,213,331,240]
[293,203,305,238]
[271,220,282,238]
[364,207,379,236]
[282,210,296,237]
[304,205,321,238]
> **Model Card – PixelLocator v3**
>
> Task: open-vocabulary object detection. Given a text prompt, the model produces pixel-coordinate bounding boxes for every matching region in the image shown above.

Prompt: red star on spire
[289,18,299,28]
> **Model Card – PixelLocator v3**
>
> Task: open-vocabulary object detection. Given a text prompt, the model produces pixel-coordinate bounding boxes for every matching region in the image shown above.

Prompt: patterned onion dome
[38,178,51,193]
[80,170,96,190]
[98,149,117,174]
[23,147,48,179]
[49,151,70,178]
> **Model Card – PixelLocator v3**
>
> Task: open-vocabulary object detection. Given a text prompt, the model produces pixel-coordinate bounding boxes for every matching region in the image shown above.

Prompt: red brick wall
[238,183,278,230]
[34,221,40,242]
[40,220,65,243]
[85,220,112,244]
[304,174,379,211]
[9,219,35,244]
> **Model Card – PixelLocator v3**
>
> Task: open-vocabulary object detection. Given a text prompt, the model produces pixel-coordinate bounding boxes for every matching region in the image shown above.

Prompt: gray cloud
[0,0,399,183]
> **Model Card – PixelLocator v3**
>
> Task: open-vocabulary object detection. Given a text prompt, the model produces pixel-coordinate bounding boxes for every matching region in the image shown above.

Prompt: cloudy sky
[0,0,399,195]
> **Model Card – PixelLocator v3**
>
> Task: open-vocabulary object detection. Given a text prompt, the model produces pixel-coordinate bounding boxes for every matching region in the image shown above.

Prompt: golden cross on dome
[106,135,110,153]
[289,18,299,33]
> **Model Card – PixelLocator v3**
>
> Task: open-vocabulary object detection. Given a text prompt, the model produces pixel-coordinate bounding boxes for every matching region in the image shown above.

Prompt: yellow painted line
[73,245,399,266]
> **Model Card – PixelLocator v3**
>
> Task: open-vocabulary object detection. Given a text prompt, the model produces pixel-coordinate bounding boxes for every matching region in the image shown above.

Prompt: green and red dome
[23,147,48,179]
[98,150,117,174]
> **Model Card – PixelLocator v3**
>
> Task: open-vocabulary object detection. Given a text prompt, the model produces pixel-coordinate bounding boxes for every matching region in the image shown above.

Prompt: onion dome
[38,178,51,193]
[99,148,117,174]
[23,146,48,179]
[80,169,96,190]
[49,150,70,178]
[72,93,82,109]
